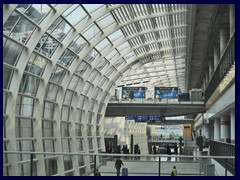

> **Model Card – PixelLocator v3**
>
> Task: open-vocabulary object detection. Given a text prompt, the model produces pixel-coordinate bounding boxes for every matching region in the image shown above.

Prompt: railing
[209,140,235,175]
[204,31,235,102]
[109,96,204,104]
[3,151,234,176]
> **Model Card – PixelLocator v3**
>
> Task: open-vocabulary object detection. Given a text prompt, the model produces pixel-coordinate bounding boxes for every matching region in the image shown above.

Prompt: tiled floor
[91,157,202,176]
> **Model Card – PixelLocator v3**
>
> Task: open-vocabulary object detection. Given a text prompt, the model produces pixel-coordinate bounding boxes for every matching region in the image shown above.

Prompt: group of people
[95,159,177,176]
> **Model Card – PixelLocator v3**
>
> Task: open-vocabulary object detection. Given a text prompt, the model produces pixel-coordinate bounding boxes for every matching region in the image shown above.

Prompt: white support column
[214,118,220,141]
[205,70,209,85]
[214,45,220,70]
[230,4,235,36]
[220,27,228,57]
[220,115,230,142]
[209,60,213,79]
[230,109,235,144]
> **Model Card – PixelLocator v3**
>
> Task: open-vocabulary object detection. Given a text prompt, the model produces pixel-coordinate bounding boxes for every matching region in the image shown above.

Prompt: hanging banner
[154,87,178,99]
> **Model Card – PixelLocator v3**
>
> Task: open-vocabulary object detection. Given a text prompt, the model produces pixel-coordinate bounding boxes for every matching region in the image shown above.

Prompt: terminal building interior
[3,4,235,176]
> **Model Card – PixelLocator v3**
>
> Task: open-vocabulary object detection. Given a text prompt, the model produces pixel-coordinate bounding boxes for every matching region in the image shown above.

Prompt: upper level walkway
[106,99,205,117]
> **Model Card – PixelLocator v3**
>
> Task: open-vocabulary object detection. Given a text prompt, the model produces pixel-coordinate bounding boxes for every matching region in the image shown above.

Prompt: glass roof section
[107,4,191,92]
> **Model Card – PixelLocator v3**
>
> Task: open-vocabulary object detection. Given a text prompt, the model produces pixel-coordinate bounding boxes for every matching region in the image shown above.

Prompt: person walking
[171,166,177,176]
[115,157,124,176]
[94,169,101,176]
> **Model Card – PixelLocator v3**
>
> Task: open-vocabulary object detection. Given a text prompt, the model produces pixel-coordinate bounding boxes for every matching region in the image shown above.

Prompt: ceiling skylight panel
[96,13,115,29]
[108,29,124,42]
[113,58,125,68]
[117,41,130,52]
[124,51,136,61]
[123,6,132,21]
[119,7,128,22]
[82,4,104,14]
[105,49,118,61]
[63,4,78,16]
[136,36,142,45]
[95,38,111,52]
[124,26,132,37]
[81,23,100,41]
[114,9,124,23]
[64,5,88,26]
[130,23,138,35]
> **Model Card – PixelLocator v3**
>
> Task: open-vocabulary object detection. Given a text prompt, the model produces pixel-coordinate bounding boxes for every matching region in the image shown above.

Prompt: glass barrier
[3,151,235,176]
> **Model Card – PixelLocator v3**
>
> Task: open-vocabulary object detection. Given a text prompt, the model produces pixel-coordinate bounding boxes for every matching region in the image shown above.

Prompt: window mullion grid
[14,9,41,29]
[45,32,63,46]
[3,34,28,49]
[47,4,57,12]
[60,15,76,31]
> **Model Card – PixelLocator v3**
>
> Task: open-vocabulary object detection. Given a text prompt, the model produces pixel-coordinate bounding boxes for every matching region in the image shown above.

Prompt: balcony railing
[3,151,234,176]
[205,31,235,103]
[209,140,235,175]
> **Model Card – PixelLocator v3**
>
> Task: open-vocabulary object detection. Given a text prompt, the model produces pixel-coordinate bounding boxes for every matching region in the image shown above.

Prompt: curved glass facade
[3,4,235,176]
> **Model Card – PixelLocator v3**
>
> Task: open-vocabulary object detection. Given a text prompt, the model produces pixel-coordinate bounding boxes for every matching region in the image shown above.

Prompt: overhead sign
[125,115,163,123]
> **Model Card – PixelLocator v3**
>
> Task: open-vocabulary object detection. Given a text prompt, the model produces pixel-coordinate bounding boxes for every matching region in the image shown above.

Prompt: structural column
[230,4,235,36]
[220,115,230,142]
[214,45,220,70]
[209,60,213,79]
[220,27,228,57]
[214,118,220,141]
[230,109,235,144]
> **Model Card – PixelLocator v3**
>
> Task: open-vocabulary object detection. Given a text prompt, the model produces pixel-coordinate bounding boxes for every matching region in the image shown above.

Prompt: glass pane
[61,123,70,137]
[10,18,36,44]
[64,90,74,106]
[30,4,51,24]
[16,96,34,117]
[68,35,87,54]
[95,38,111,52]
[64,5,88,26]
[42,121,54,137]
[26,53,48,76]
[19,74,40,96]
[88,69,99,82]
[75,61,89,76]
[35,34,59,58]
[45,83,59,101]
[4,11,21,34]
[82,4,104,14]
[50,66,66,84]
[43,102,55,119]
[68,75,80,91]
[61,106,70,122]
[108,29,124,42]
[75,124,82,137]
[105,49,118,61]
[58,50,76,68]
[81,23,100,41]
[77,109,84,123]
[3,66,14,89]
[15,118,33,138]
[95,58,108,71]
[96,13,115,29]
[3,39,23,66]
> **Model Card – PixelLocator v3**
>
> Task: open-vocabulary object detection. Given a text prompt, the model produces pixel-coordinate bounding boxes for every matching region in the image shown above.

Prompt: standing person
[171,166,177,176]
[174,145,178,155]
[94,169,101,176]
[115,157,124,176]
[153,145,157,154]
[166,144,171,161]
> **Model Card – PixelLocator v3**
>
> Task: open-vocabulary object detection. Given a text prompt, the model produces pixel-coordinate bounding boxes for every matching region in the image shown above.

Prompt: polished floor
[91,157,204,176]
